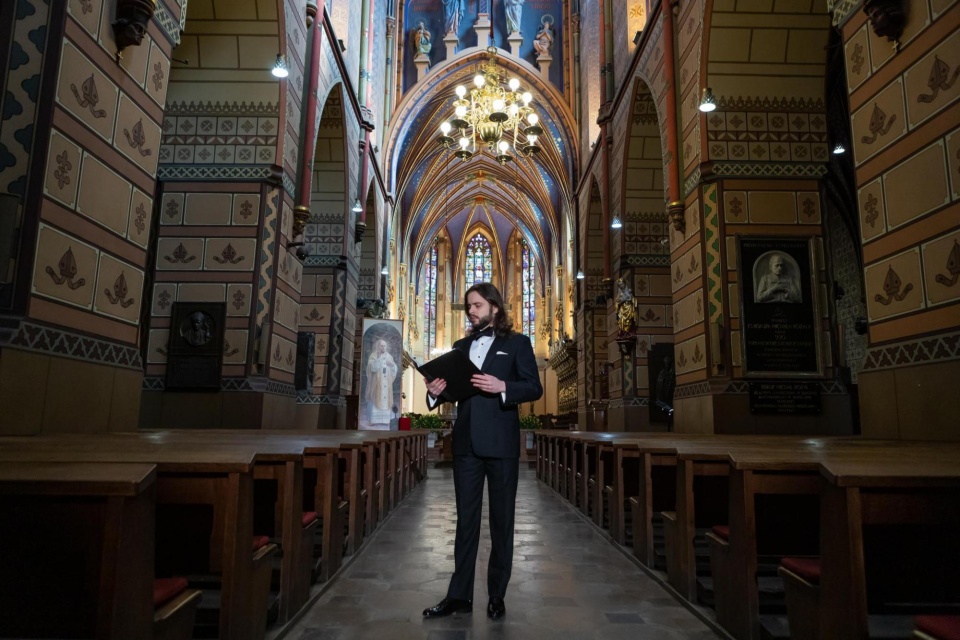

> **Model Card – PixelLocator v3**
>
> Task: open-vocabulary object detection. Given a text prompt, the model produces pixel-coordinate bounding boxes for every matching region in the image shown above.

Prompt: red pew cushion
[916,616,960,640]
[781,557,821,585]
[252,535,270,552]
[302,511,318,527]
[153,577,188,608]
[710,525,730,541]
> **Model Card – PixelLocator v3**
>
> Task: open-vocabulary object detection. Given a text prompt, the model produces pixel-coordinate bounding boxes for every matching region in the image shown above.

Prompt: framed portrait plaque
[737,236,822,378]
[166,301,227,390]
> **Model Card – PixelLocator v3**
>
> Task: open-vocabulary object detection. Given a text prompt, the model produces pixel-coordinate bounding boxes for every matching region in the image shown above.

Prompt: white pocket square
[496,350,508,355]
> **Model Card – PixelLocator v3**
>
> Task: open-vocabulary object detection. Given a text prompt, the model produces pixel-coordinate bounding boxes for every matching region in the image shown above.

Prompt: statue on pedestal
[533,17,554,58]
[413,21,432,57]
[505,0,524,33]
[615,277,638,334]
[442,0,464,35]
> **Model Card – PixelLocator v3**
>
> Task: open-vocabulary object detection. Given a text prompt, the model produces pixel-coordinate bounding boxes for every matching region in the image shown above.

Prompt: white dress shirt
[427,333,506,407]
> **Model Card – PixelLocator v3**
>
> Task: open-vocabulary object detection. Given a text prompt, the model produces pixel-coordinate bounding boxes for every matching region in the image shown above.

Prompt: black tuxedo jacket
[430,332,542,458]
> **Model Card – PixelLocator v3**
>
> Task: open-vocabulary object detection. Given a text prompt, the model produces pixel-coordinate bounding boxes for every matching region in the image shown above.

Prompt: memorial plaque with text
[166,302,226,390]
[749,382,821,415]
[738,236,822,377]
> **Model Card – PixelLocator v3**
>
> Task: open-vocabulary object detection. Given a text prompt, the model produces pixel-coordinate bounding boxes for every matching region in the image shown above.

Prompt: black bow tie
[471,327,494,341]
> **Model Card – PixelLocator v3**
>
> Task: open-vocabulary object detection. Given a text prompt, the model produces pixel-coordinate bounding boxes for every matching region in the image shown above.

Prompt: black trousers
[446,453,520,601]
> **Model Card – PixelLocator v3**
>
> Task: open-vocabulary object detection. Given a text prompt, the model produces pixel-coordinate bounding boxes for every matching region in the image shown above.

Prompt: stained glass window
[521,241,536,349]
[423,243,438,359]
[464,234,493,332]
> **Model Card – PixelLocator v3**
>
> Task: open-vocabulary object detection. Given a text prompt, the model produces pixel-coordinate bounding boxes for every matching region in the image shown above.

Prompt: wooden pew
[0,437,269,640]
[717,441,960,640]
[139,431,319,622]
[0,461,157,640]
[818,456,960,640]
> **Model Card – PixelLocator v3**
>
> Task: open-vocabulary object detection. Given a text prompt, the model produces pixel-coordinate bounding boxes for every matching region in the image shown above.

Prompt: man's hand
[471,373,506,394]
[425,377,446,397]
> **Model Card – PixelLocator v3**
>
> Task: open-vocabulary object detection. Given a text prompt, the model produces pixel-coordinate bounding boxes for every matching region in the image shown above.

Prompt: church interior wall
[838,1,960,440]
[0,0,178,434]
[1,0,956,440]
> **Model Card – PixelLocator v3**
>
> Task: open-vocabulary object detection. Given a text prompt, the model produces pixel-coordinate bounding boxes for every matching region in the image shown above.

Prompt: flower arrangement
[402,412,445,430]
[519,413,541,430]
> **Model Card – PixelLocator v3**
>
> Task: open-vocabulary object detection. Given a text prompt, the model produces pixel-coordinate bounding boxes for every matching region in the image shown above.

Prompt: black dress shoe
[423,597,472,618]
[487,596,506,619]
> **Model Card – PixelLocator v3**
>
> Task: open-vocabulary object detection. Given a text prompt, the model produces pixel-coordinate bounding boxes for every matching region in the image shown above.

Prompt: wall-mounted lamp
[610,215,623,229]
[112,0,157,61]
[272,54,289,78]
[667,201,685,233]
[380,266,389,276]
[352,199,363,213]
[698,87,717,113]
[833,143,846,155]
[576,270,585,280]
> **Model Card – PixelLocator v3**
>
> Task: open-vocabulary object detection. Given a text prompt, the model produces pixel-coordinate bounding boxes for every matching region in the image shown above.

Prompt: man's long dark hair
[464,282,513,337]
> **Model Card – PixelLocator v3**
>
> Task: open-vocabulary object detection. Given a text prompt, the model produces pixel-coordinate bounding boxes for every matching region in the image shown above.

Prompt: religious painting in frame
[359,318,404,430]
[737,236,822,378]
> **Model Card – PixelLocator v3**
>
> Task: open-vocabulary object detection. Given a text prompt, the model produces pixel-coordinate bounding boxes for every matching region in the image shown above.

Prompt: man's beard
[470,313,493,332]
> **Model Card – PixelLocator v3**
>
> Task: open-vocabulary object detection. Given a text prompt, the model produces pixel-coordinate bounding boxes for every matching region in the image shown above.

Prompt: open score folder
[414,348,483,403]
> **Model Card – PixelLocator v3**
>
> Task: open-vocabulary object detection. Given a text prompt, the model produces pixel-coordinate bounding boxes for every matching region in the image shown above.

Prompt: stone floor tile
[280,465,720,640]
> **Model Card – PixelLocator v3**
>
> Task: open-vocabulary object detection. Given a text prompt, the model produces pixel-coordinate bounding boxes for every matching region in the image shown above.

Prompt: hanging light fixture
[272,53,289,78]
[576,270,585,280]
[698,87,716,112]
[611,215,623,229]
[437,47,542,165]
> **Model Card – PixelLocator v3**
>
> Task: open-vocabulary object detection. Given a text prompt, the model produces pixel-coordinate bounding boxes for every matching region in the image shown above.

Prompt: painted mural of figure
[505,0,524,33]
[442,0,464,35]
[413,21,432,56]
[365,338,398,426]
[533,20,554,57]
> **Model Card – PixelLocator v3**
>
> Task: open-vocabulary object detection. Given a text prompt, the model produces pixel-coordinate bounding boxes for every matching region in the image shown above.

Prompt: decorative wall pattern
[706,97,830,166]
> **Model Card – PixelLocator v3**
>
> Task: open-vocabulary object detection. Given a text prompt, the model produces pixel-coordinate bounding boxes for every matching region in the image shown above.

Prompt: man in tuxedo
[422,282,543,620]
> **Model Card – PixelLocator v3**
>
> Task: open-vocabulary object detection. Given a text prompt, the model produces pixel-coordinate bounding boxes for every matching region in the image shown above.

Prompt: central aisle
[288,465,721,639]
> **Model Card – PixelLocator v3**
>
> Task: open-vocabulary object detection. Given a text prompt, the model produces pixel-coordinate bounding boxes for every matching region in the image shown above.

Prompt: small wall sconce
[610,215,623,229]
[667,201,685,233]
[698,87,717,113]
[352,199,363,213]
[272,54,289,78]
[112,0,157,61]
[380,266,389,276]
[576,270,585,280]
[833,143,846,155]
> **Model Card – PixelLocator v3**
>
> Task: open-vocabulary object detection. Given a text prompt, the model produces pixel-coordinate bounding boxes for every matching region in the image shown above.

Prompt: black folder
[414,348,482,403]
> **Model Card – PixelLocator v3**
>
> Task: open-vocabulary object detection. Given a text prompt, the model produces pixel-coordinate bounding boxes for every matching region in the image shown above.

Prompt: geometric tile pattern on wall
[707,97,829,165]
[861,330,960,371]
[7,320,143,370]
[160,111,279,166]
[257,187,281,328]
[703,183,723,325]
[304,213,347,258]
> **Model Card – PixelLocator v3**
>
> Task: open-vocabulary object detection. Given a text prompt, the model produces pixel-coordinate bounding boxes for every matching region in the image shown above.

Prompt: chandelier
[437,47,543,165]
